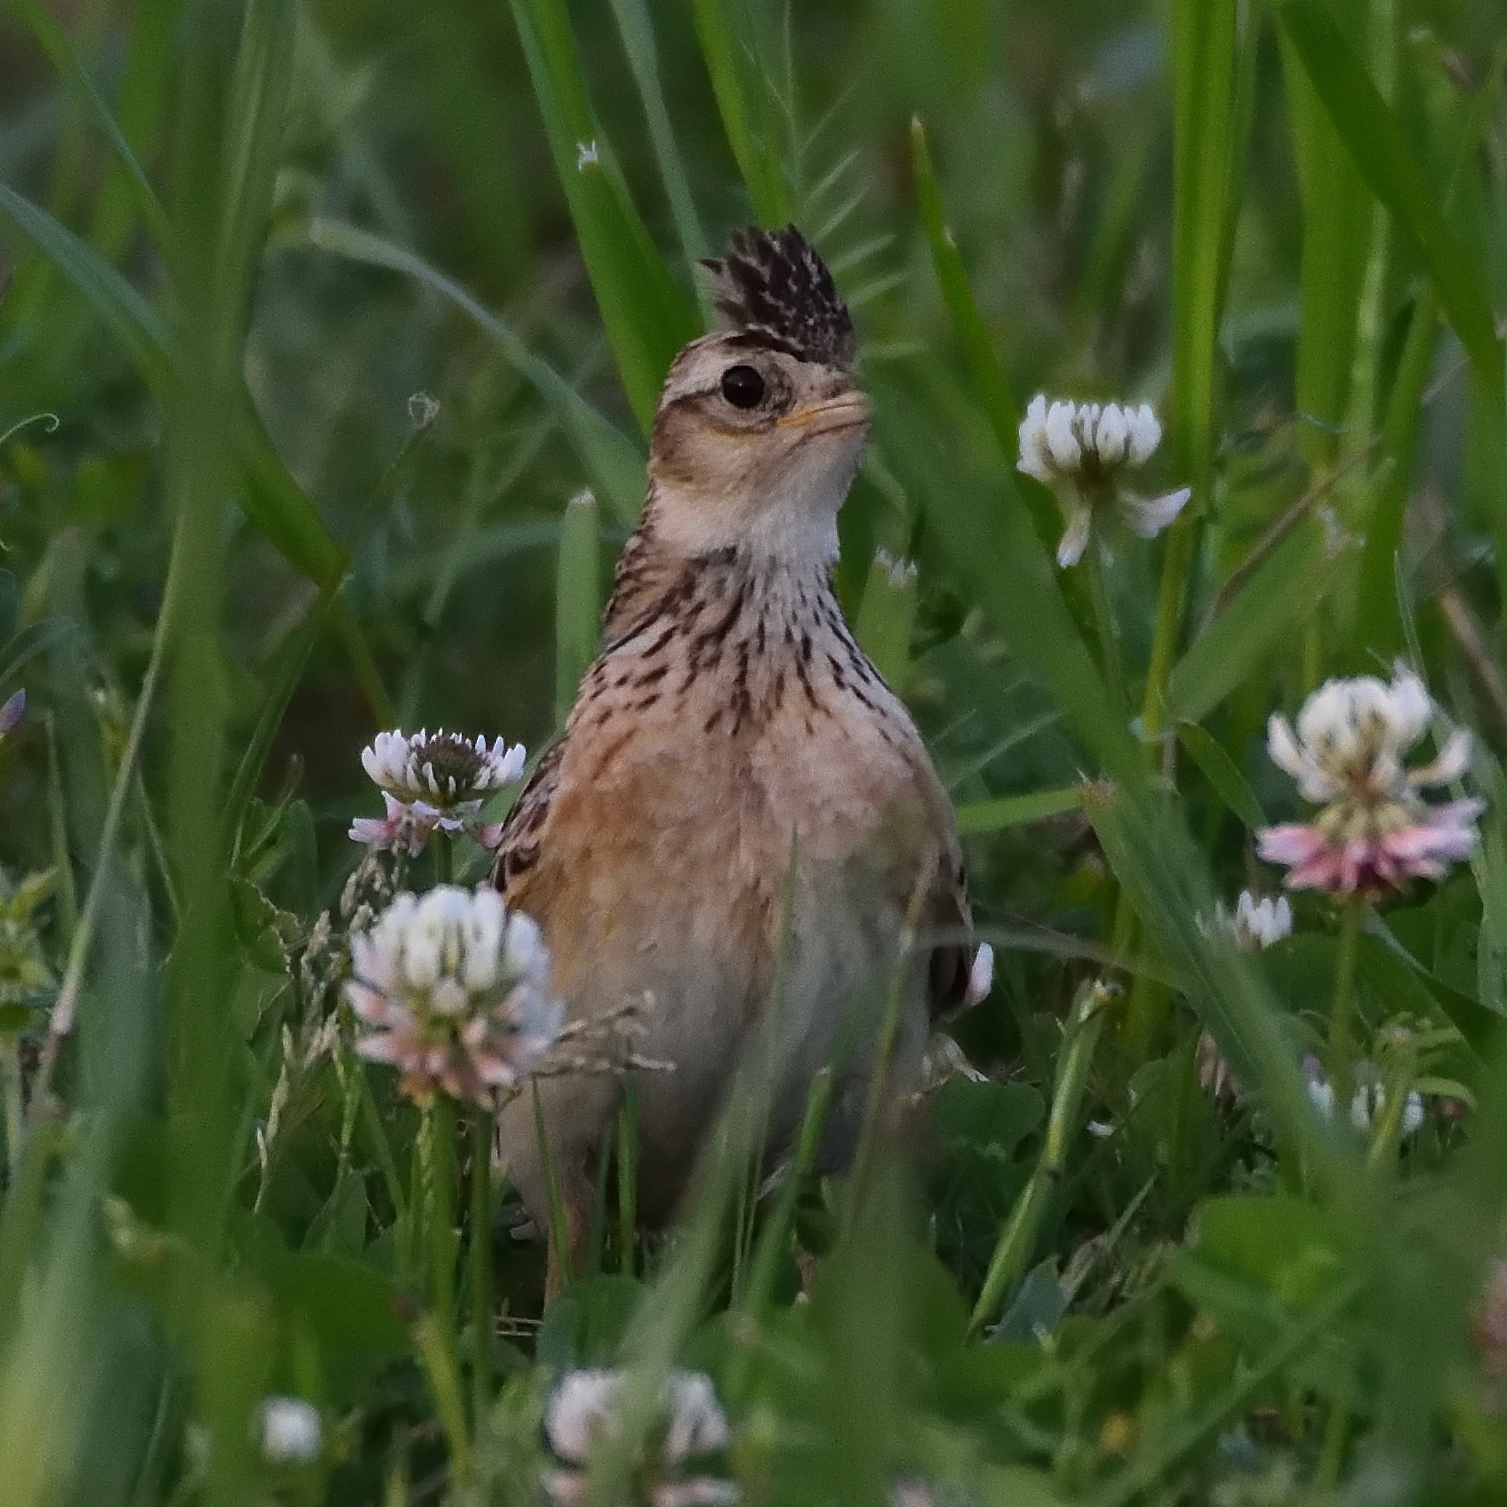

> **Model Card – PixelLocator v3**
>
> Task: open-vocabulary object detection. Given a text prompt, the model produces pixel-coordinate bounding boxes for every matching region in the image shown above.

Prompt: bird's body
[493,226,976,1268]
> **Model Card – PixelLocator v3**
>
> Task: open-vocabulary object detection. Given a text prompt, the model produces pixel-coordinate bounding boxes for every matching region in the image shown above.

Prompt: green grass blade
[606,0,708,273]
[909,118,1018,440]
[13,0,171,248]
[555,490,602,724]
[853,549,917,690]
[1168,0,1238,485]
[1165,513,1344,725]
[955,786,1082,838]
[0,181,172,389]
[1278,0,1504,402]
[0,184,352,590]
[211,0,297,345]
[687,0,789,223]
[509,0,699,432]
[1142,0,1244,745]
[307,217,647,524]
[1176,722,1266,832]
[1278,0,1371,468]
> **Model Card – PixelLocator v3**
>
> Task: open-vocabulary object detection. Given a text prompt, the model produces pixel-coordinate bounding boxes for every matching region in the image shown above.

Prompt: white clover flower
[1226,891,1293,952]
[542,1368,738,1507]
[1258,665,1482,895]
[0,689,23,738]
[1017,395,1190,567]
[350,728,526,853]
[257,1396,322,1465]
[345,885,562,1107]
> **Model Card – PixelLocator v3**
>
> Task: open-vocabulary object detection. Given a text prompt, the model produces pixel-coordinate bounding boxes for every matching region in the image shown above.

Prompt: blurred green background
[3,0,1507,1500]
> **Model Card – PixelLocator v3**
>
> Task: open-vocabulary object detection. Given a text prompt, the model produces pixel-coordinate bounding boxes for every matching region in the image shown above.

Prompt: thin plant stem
[1139,512,1196,754]
[1,1038,22,1184]
[469,1108,494,1430]
[617,1082,638,1278]
[433,831,454,887]
[970,980,1108,1333]
[31,526,189,1121]
[843,860,934,1236]
[1328,902,1363,1111]
[1086,540,1127,722]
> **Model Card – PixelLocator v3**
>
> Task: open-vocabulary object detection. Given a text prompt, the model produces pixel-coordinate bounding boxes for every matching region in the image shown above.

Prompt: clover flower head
[1257,665,1482,896]
[345,885,561,1106]
[1017,395,1190,567]
[257,1396,322,1466]
[0,689,23,738]
[542,1368,739,1507]
[350,728,526,853]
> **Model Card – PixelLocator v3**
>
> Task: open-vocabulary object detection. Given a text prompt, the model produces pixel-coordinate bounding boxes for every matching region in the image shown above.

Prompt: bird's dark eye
[720,363,766,409]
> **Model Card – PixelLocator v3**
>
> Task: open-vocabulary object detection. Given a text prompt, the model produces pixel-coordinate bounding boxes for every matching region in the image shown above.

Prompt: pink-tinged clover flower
[1257,666,1482,896]
[345,885,561,1107]
[542,1368,739,1507]
[349,728,526,853]
[1017,396,1191,567]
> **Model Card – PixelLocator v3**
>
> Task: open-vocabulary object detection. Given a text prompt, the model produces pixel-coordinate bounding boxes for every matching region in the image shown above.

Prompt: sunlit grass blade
[307,217,647,524]
[954,786,1082,838]
[687,0,789,224]
[509,0,699,432]
[1278,0,1504,402]
[555,490,601,724]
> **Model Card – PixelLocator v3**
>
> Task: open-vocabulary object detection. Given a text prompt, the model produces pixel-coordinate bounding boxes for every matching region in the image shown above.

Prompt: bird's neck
[601,499,843,655]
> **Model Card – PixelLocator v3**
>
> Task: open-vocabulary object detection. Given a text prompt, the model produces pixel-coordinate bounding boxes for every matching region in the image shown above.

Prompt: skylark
[492,224,985,1283]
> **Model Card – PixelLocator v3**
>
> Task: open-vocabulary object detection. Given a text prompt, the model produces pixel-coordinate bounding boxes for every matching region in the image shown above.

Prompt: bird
[491,224,985,1289]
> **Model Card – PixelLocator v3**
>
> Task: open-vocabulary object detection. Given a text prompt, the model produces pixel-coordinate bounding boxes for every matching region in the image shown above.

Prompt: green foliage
[1,0,1506,1502]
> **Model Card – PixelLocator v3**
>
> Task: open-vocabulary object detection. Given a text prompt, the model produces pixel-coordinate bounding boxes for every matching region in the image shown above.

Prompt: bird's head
[644,225,868,567]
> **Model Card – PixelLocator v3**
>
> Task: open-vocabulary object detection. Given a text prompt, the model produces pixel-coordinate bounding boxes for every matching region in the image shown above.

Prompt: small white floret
[258,1396,322,1465]
[964,943,994,1007]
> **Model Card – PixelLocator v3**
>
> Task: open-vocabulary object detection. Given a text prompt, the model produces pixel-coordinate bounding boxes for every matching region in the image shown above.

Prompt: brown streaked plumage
[492,224,978,1285]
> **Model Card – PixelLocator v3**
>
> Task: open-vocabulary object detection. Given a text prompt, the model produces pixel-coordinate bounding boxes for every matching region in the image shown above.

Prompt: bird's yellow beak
[775,392,872,435]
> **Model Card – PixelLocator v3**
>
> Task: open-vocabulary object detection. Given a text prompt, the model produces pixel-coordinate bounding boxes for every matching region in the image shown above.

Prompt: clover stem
[1086,539,1127,721]
[1328,900,1362,1112]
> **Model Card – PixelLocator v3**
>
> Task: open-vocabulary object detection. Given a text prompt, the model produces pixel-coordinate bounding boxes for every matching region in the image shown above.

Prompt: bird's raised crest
[702,224,856,371]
